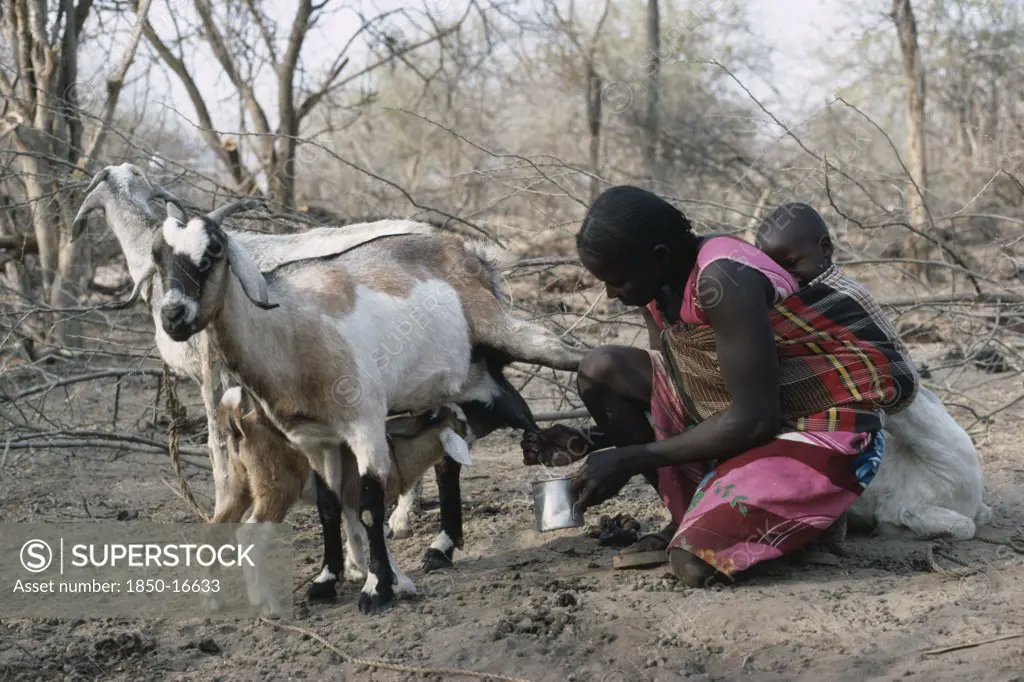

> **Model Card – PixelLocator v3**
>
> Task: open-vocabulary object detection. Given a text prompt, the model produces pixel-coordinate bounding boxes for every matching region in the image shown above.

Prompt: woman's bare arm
[621,260,782,469]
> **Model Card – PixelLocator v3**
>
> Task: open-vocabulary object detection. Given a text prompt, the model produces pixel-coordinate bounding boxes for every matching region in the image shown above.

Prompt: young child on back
[753,203,991,546]
[753,202,834,288]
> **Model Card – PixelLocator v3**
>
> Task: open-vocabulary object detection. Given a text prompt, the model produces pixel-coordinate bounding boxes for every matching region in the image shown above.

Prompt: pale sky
[84,0,858,157]
[747,0,853,111]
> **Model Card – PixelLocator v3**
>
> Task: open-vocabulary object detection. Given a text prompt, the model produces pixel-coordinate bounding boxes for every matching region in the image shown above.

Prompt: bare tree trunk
[891,0,930,282]
[2,0,143,347]
[269,0,314,209]
[50,196,84,346]
[643,0,660,189]
[586,65,602,203]
[17,156,60,297]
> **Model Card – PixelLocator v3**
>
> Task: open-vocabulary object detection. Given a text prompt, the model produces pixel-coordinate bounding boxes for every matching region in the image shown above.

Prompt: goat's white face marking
[162,215,210,266]
[158,286,199,325]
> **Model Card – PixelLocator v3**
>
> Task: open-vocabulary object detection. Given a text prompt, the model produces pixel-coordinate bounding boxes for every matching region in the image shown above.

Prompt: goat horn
[81,168,111,196]
[165,200,187,224]
[104,261,157,310]
[207,197,265,224]
[147,185,179,203]
[71,168,111,242]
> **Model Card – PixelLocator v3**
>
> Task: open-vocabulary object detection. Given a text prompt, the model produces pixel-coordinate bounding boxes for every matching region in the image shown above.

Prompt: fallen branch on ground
[259,618,535,682]
[920,632,1024,657]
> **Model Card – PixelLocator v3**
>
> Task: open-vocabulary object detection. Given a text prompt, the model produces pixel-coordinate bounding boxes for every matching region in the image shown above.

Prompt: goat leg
[349,423,416,615]
[423,455,464,573]
[358,473,398,614]
[387,479,423,540]
[476,317,585,373]
[307,472,345,603]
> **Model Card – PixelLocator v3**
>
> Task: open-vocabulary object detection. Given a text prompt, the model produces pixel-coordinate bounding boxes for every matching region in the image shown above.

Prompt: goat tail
[462,240,517,298]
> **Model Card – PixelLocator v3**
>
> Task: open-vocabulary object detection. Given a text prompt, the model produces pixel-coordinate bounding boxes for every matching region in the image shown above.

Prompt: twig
[259,618,535,682]
[965,390,1024,432]
[920,632,1024,656]
[0,440,209,463]
[0,368,163,403]
[534,408,590,422]
[879,293,1024,307]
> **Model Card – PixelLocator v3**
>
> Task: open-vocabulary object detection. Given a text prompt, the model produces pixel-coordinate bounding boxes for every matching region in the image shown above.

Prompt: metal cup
[532,477,584,532]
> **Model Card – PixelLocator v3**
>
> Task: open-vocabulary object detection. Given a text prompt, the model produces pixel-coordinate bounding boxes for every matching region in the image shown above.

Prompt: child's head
[754,203,833,285]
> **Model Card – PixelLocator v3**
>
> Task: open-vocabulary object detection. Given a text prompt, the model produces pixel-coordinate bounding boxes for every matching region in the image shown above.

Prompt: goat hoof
[306,580,338,603]
[422,548,454,573]
[358,589,396,614]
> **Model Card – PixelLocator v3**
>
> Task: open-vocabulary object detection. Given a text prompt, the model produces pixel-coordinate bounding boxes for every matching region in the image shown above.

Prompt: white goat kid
[70,163,437,565]
[148,198,583,614]
[849,386,993,540]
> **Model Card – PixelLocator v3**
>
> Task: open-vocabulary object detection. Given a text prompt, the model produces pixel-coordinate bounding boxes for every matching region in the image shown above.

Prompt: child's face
[756,233,832,285]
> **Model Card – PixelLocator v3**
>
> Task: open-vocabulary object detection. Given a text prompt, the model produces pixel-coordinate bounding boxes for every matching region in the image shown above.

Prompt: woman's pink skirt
[648,351,881,577]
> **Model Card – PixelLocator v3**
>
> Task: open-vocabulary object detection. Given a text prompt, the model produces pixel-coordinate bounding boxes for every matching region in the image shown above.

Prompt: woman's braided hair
[576,186,696,268]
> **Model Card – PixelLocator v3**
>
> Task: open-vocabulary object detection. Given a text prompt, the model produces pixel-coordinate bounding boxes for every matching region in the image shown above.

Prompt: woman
[523,186,918,587]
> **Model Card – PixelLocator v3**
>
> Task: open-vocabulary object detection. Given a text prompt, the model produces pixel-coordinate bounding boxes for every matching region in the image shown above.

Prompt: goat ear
[71,168,110,241]
[225,235,279,310]
[440,427,472,466]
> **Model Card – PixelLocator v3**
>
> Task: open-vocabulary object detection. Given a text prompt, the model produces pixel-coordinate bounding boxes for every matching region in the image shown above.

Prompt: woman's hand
[570,447,637,511]
[521,425,593,466]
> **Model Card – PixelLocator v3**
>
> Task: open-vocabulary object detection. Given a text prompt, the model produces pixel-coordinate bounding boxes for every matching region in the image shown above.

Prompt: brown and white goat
[145,198,583,614]
[209,386,473,616]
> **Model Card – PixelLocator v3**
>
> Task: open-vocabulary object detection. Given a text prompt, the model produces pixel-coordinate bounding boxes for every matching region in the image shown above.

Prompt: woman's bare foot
[668,547,718,587]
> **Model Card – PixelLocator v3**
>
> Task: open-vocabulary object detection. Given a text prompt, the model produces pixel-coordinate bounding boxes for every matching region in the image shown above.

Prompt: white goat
[71,164,440,583]
[849,386,993,540]
[146,198,583,614]
[209,385,473,616]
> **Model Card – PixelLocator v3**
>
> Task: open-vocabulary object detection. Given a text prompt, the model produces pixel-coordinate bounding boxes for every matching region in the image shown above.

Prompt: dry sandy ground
[2,344,1024,682]
[3,240,1024,681]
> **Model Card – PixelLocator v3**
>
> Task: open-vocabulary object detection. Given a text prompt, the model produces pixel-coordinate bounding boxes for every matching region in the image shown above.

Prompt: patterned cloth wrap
[645,235,917,577]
